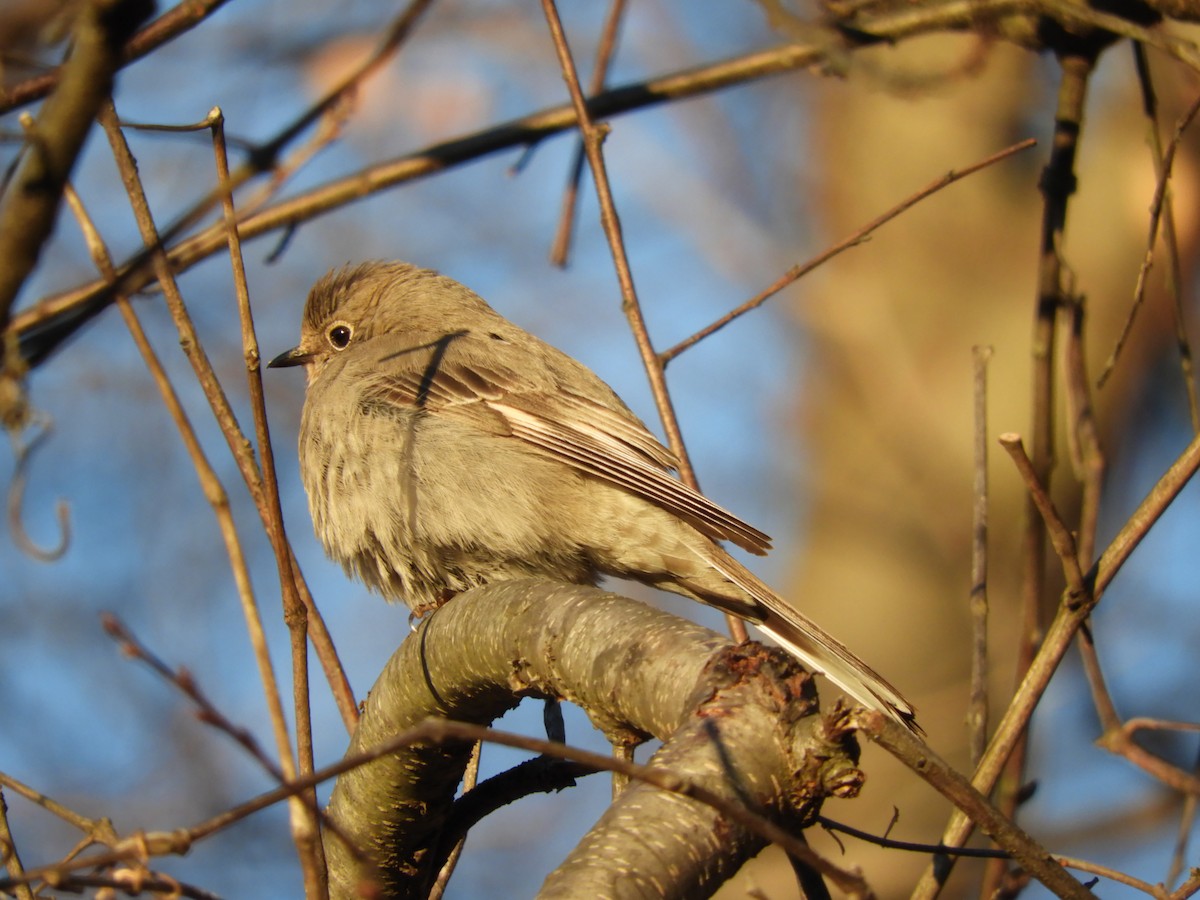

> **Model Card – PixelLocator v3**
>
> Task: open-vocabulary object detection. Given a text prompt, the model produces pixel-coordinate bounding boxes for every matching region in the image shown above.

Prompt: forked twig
[101,614,285,781]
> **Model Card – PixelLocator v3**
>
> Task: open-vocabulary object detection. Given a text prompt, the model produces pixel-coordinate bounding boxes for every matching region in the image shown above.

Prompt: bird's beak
[268,346,312,369]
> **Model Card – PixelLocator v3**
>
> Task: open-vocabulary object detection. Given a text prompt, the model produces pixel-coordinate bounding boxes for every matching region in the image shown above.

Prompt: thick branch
[323,579,861,899]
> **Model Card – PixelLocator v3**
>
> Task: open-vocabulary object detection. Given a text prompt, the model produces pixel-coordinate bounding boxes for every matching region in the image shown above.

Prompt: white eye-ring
[328,322,353,350]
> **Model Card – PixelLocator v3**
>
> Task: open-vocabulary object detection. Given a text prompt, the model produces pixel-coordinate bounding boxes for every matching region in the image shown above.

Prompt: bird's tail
[704,548,921,734]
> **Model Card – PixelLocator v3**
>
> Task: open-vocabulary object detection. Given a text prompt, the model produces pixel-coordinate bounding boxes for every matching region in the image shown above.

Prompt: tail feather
[756,619,920,734]
[704,548,921,734]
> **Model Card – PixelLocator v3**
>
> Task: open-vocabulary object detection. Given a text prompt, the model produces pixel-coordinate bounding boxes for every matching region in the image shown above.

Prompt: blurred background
[2,1,1200,896]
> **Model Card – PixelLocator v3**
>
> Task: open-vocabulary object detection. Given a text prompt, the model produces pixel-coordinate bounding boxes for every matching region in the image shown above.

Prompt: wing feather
[361,356,771,554]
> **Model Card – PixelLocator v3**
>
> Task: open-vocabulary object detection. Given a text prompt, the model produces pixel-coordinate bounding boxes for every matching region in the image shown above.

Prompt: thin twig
[857,710,1093,900]
[13,0,435,368]
[549,0,628,267]
[661,139,1037,363]
[96,609,360,887]
[1131,45,1199,432]
[1095,717,1200,794]
[101,614,286,780]
[1060,291,1104,569]
[1051,853,1168,897]
[997,433,1086,600]
[4,413,69,561]
[1074,621,1122,735]
[540,0,691,478]
[1172,871,1200,900]
[427,740,482,900]
[818,815,1009,859]
[1098,49,1200,407]
[0,770,117,845]
[968,345,992,768]
[0,0,232,114]
[1056,289,1122,735]
[0,788,33,900]
[211,109,328,894]
[69,170,301,851]
[1167,746,1200,887]
[31,872,219,900]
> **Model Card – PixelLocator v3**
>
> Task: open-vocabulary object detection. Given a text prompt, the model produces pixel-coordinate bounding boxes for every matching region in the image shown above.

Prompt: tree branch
[0,0,152,332]
[323,579,864,899]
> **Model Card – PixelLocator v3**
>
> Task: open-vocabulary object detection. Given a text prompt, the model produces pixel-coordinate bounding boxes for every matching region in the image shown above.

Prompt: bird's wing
[361,353,772,555]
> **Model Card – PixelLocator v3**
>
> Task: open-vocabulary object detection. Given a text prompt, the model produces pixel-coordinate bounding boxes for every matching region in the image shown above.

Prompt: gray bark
[324,578,860,899]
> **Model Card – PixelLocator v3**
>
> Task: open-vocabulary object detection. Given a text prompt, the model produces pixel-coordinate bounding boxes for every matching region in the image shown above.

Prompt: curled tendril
[6,413,70,562]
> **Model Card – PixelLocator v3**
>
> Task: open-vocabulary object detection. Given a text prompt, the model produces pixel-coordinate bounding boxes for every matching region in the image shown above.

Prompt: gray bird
[270,261,917,730]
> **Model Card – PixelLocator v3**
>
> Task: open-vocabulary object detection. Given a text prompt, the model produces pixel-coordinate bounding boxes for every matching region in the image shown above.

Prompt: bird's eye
[328,323,352,350]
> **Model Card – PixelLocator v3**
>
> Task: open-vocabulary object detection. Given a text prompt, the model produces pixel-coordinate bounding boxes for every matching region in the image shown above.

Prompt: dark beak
[268,347,312,369]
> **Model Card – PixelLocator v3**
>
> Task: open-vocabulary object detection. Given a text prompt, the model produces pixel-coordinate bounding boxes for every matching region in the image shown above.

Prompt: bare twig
[210,109,328,893]
[968,346,992,767]
[857,710,1093,900]
[1098,47,1200,409]
[540,0,691,478]
[29,872,219,900]
[0,770,118,845]
[661,138,1037,363]
[998,433,1086,600]
[916,423,1200,896]
[1096,718,1200,794]
[13,0,435,368]
[246,0,435,184]
[0,788,33,900]
[1167,747,1200,887]
[818,816,1008,859]
[1057,289,1122,736]
[101,614,285,781]
[1061,291,1104,568]
[1171,871,1200,900]
[98,610,361,893]
[549,0,628,267]
[1051,853,1168,896]
[4,414,69,561]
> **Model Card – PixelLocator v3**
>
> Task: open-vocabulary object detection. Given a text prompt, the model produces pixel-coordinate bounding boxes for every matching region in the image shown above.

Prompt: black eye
[328,324,352,350]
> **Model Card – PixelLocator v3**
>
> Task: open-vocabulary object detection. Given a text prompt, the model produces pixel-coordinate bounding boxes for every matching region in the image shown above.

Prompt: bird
[270,261,917,731]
